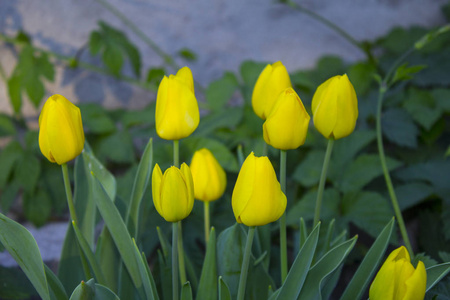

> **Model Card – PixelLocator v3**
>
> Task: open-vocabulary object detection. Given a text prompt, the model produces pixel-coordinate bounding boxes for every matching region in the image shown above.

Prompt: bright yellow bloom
[252,61,292,120]
[155,66,199,140]
[190,148,227,202]
[232,152,286,226]
[38,94,85,165]
[369,246,427,300]
[263,87,310,150]
[152,163,194,222]
[311,74,358,140]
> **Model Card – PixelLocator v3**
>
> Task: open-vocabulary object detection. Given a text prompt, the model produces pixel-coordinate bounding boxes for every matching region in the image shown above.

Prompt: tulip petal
[181,163,195,217]
[160,167,189,222]
[332,75,358,139]
[252,64,273,119]
[152,164,163,218]
[312,77,338,139]
[369,257,396,300]
[232,152,256,223]
[403,261,426,300]
[176,66,195,94]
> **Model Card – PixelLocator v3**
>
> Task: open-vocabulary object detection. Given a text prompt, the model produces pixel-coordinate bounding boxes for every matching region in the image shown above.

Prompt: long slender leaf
[218,277,231,300]
[95,227,120,293]
[276,223,321,300]
[340,218,395,300]
[196,228,217,300]
[132,238,156,300]
[426,262,450,292]
[181,282,193,300]
[69,279,120,300]
[0,212,50,300]
[141,252,160,300]
[44,264,68,300]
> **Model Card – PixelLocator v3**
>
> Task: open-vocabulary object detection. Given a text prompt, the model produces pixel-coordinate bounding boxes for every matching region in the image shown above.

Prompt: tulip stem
[172,222,179,300]
[204,202,210,243]
[279,150,288,283]
[237,226,255,300]
[376,85,414,257]
[313,138,334,227]
[173,140,180,168]
[177,221,187,284]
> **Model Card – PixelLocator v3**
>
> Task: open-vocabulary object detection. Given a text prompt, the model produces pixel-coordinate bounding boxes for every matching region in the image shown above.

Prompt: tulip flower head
[152,163,195,222]
[155,66,200,140]
[369,246,426,300]
[232,152,286,226]
[252,61,292,120]
[190,148,227,202]
[263,87,310,150]
[311,74,358,140]
[38,94,85,165]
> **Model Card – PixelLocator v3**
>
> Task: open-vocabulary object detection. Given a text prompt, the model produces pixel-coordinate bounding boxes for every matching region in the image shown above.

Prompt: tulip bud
[152,163,195,222]
[311,74,358,140]
[369,246,426,300]
[252,61,292,120]
[190,148,227,202]
[263,87,310,150]
[38,94,85,165]
[155,66,200,140]
[232,152,286,226]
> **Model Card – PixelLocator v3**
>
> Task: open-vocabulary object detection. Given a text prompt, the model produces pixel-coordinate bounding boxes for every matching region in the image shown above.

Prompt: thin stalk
[376,85,414,256]
[177,221,187,284]
[279,150,288,283]
[237,226,256,300]
[204,201,210,243]
[173,140,180,168]
[313,138,334,226]
[172,222,179,300]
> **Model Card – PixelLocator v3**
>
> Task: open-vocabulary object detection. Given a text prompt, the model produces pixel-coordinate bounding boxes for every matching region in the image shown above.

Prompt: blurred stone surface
[0,0,448,266]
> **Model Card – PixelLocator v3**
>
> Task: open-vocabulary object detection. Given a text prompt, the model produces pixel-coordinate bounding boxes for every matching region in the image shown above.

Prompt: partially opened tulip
[155,66,199,140]
[263,87,310,150]
[370,246,426,300]
[252,61,292,120]
[311,74,358,140]
[152,163,195,222]
[39,94,85,165]
[232,152,286,227]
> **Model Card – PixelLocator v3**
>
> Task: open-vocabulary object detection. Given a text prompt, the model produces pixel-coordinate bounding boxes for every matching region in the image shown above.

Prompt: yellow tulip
[190,148,227,202]
[152,163,195,222]
[38,94,85,165]
[155,66,199,140]
[263,87,310,150]
[252,61,292,120]
[232,152,286,226]
[311,74,358,140]
[369,246,427,300]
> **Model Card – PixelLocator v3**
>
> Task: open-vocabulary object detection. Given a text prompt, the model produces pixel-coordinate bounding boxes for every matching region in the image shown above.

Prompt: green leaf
[122,43,141,77]
[194,107,244,137]
[276,223,320,300]
[218,277,232,300]
[96,131,135,164]
[0,141,22,189]
[146,68,165,85]
[206,72,239,111]
[69,279,120,300]
[347,62,377,95]
[0,212,50,300]
[292,150,325,187]
[181,282,193,300]
[396,182,434,210]
[102,46,123,76]
[131,238,157,300]
[391,63,426,85]
[403,88,442,131]
[426,263,450,292]
[23,189,51,227]
[0,114,16,136]
[44,264,68,300]
[337,154,402,193]
[89,31,103,55]
[378,26,427,55]
[340,218,395,300]
[297,236,357,300]
[381,108,419,148]
[196,228,217,300]
[15,152,41,192]
[79,104,116,134]
[178,48,197,61]
[7,74,22,114]
[432,88,450,113]
[95,227,120,293]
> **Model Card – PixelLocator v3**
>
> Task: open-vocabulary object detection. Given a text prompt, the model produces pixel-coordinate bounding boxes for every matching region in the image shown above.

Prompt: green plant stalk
[204,201,210,243]
[173,140,180,168]
[237,226,256,300]
[376,85,414,256]
[279,150,288,283]
[172,222,179,300]
[313,138,334,226]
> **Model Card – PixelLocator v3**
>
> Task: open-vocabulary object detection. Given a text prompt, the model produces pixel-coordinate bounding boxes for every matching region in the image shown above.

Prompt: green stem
[173,140,180,168]
[279,150,288,283]
[237,226,256,300]
[313,138,334,226]
[204,201,210,243]
[376,85,414,256]
[172,222,179,300]
[177,221,187,284]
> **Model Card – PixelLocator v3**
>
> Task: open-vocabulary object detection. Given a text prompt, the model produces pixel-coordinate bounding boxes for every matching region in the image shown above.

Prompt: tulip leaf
[181,282,193,300]
[44,264,69,300]
[218,277,232,300]
[206,72,239,111]
[131,238,157,300]
[426,262,450,292]
[69,279,120,300]
[276,222,320,300]
[196,228,217,300]
[340,218,395,300]
[297,236,358,299]
[0,212,50,300]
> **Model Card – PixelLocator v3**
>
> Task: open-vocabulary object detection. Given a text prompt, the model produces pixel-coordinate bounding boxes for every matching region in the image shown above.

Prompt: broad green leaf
[432,88,450,112]
[378,26,427,55]
[218,277,232,300]
[276,223,321,300]
[206,72,239,111]
[239,60,267,103]
[146,68,166,86]
[15,152,40,192]
[0,141,22,189]
[426,263,450,292]
[178,48,197,61]
[297,236,357,300]
[44,264,68,300]
[23,189,51,227]
[347,62,377,95]
[0,114,16,137]
[194,107,244,137]
[403,88,442,131]
[0,212,50,300]
[96,131,135,164]
[196,228,217,300]
[25,76,45,107]
[181,282,193,300]
[381,108,419,148]
[396,182,434,210]
[89,31,102,55]
[340,218,395,300]
[102,45,123,76]
[7,74,22,113]
[78,104,116,134]
[69,279,120,300]
[292,150,325,187]
[122,42,141,77]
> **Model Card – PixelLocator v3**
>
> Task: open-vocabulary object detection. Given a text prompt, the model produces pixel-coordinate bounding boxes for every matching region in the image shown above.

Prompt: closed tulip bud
[232,152,286,226]
[190,148,227,202]
[155,66,200,140]
[370,246,426,300]
[311,74,358,140]
[252,61,292,120]
[152,163,195,222]
[38,94,85,165]
[263,87,310,150]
